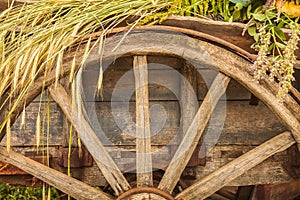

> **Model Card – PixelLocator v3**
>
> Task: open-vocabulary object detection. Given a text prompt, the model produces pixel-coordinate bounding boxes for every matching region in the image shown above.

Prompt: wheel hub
[117,187,174,200]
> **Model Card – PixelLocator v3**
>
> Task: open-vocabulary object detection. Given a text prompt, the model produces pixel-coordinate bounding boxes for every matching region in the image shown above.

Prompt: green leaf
[275,42,286,49]
[265,9,277,20]
[247,26,257,36]
[264,23,275,30]
[254,34,259,42]
[252,13,266,21]
[267,43,275,53]
[246,4,252,19]
[232,10,241,21]
[277,20,285,29]
[253,5,264,14]
[274,26,286,42]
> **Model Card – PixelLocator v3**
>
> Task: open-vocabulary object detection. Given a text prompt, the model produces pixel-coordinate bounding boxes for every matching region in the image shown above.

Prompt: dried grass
[0,0,176,147]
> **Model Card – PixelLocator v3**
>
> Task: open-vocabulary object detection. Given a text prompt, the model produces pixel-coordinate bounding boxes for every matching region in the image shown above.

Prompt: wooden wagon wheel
[0,29,299,200]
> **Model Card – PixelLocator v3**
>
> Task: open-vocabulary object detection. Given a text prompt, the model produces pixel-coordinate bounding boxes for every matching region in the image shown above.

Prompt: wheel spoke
[158,73,230,193]
[133,56,153,187]
[0,147,113,200]
[180,61,198,137]
[175,131,295,199]
[49,83,130,196]
[179,61,199,167]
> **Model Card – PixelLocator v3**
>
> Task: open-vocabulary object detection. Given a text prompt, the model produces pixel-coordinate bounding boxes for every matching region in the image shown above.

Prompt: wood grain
[158,73,230,193]
[198,39,300,150]
[95,31,300,150]
[180,61,198,136]
[133,56,153,187]
[175,131,295,200]
[49,83,130,196]
[8,100,285,147]
[162,16,300,63]
[180,61,200,166]
[0,147,112,200]
[82,61,249,102]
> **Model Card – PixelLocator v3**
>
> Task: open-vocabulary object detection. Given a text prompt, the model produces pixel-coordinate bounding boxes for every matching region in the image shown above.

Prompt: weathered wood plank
[83,61,181,102]
[180,61,198,136]
[94,31,300,150]
[0,144,292,187]
[162,16,254,53]
[7,102,62,146]
[192,145,293,186]
[71,144,293,187]
[48,84,130,196]
[197,68,250,100]
[180,61,200,167]
[83,64,249,102]
[8,100,284,147]
[158,73,230,193]
[133,56,153,187]
[0,147,112,200]
[175,131,295,200]
[88,101,180,146]
[93,69,180,101]
[195,39,300,150]
[162,16,300,63]
[59,101,285,146]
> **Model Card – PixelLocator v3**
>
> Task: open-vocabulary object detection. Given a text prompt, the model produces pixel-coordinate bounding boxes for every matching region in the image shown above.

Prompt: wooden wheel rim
[117,187,174,200]
[1,28,299,200]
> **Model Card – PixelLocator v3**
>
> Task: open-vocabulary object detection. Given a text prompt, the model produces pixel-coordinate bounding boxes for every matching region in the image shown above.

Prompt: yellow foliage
[276,0,300,17]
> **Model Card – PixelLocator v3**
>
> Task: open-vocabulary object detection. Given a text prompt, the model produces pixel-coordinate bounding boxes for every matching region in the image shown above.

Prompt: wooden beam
[180,61,198,136]
[0,147,112,200]
[180,61,200,167]
[49,84,130,196]
[158,73,230,193]
[175,131,296,200]
[133,56,153,187]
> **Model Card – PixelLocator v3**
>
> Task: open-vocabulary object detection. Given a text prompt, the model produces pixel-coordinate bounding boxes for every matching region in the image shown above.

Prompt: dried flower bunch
[249,2,299,102]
